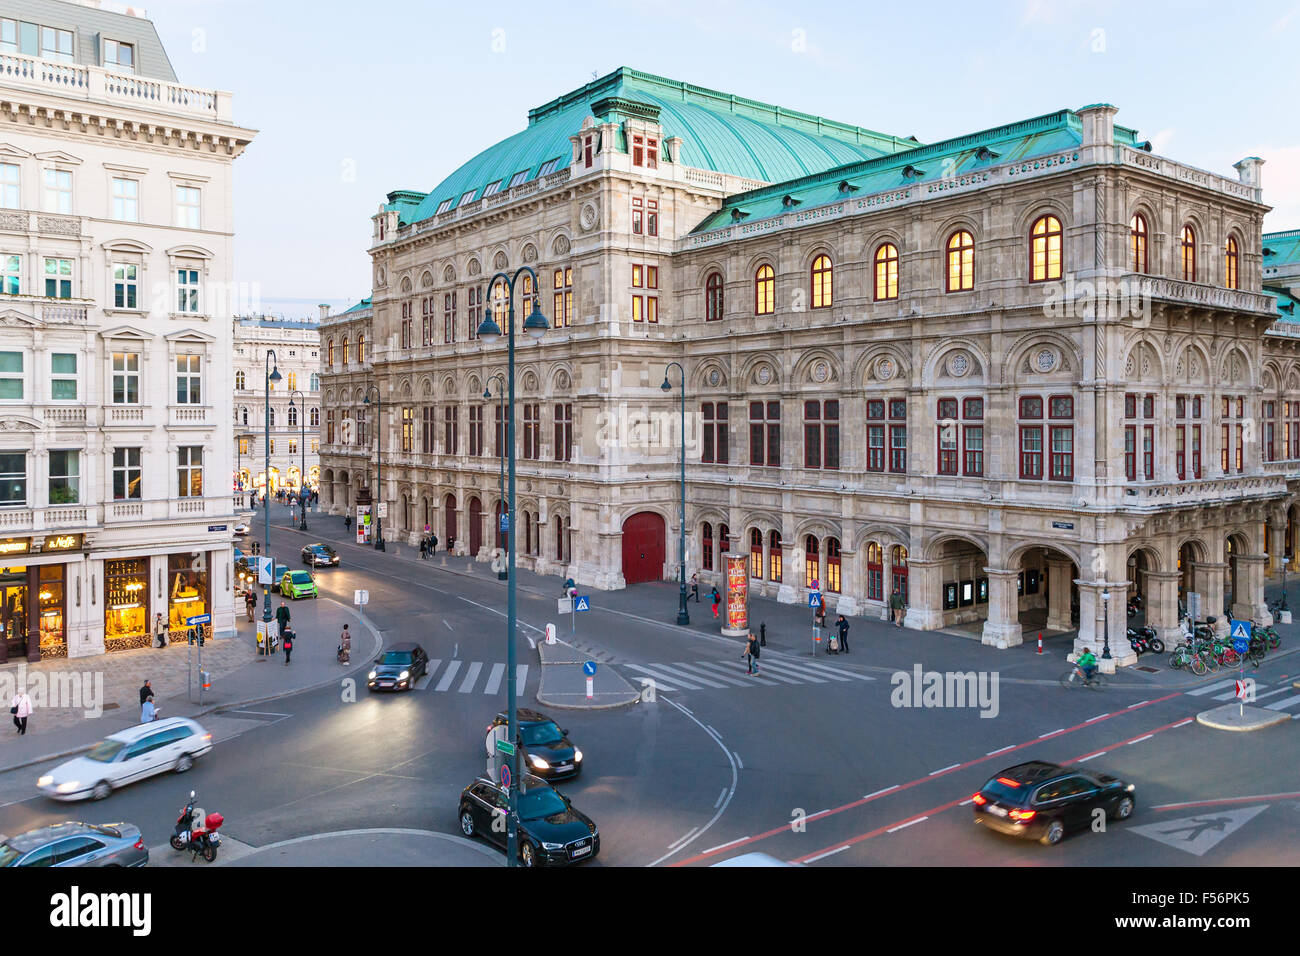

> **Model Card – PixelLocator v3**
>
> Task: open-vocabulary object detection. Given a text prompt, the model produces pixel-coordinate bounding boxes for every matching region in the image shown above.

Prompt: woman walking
[10,688,32,735]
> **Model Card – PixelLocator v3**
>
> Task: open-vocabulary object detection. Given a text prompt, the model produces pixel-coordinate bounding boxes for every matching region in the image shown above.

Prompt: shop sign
[0,538,30,557]
[40,534,82,553]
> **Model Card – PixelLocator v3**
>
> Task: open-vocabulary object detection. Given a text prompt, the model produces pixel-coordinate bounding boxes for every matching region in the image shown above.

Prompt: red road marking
[670,691,1182,866]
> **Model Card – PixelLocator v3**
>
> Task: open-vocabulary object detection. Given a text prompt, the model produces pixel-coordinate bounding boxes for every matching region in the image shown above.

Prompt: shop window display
[104,558,149,651]
[168,553,208,635]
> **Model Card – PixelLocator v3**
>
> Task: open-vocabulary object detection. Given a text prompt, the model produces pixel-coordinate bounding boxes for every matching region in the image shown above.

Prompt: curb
[0,598,383,775]
[1195,703,1293,731]
[535,639,641,712]
[535,691,641,711]
[227,827,503,866]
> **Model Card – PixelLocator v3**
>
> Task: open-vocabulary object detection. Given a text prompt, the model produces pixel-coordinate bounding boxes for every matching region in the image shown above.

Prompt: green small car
[280,569,318,600]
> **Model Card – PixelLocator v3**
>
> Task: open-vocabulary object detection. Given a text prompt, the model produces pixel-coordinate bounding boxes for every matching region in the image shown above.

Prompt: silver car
[0,822,148,867]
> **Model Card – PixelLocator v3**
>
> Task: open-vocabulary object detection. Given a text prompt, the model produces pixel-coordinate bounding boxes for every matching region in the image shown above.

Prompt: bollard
[760,622,767,647]
[1037,632,1043,654]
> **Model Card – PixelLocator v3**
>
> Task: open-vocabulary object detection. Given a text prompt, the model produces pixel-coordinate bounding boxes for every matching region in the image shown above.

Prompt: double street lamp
[289,389,308,531]
[661,363,689,626]
[1101,588,1113,661]
[262,350,282,635]
[476,267,548,868]
[363,384,385,551]
[484,373,508,580]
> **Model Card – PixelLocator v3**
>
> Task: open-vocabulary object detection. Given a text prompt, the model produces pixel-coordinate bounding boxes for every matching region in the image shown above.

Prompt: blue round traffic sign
[582,660,597,676]
[500,763,511,788]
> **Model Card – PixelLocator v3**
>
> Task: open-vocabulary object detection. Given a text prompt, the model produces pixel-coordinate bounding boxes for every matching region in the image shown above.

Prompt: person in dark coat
[275,602,291,649]
[690,572,700,603]
[419,537,428,559]
[744,632,761,675]
[836,614,851,654]
[283,628,294,665]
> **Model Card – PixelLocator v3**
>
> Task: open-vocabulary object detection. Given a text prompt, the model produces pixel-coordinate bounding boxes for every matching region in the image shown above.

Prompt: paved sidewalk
[0,595,382,774]
[536,638,641,710]
[152,827,500,868]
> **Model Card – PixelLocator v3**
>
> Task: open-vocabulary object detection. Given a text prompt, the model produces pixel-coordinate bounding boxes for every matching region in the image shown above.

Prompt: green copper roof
[1265,286,1299,321]
[1263,230,1300,268]
[340,297,372,314]
[403,67,918,225]
[691,108,1143,234]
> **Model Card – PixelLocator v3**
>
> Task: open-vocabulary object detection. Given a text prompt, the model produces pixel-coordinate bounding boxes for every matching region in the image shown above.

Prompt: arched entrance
[468,496,483,556]
[1016,546,1079,636]
[1225,532,1248,614]
[622,512,665,585]
[444,494,457,552]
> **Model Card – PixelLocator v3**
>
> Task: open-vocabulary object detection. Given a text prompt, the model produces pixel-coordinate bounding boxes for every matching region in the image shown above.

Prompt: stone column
[981,568,1023,648]
[1075,581,1137,669]
[1044,556,1073,631]
[1144,570,1183,643]
[1230,554,1271,625]
[902,558,943,630]
[836,548,860,616]
[1268,509,1287,576]
[26,565,40,661]
[1193,561,1229,636]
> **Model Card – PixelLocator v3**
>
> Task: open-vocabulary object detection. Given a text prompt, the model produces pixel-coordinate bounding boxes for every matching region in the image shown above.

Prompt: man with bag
[743,632,761,675]
[836,614,851,654]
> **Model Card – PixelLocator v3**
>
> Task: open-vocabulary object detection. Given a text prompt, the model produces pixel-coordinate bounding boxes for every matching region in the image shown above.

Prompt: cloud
[1270,6,1298,32]
[1255,146,1300,228]
[1149,128,1176,154]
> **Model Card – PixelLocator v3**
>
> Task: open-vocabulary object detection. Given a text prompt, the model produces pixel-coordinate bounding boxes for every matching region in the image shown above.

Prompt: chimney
[1233,156,1264,189]
[1077,103,1118,148]
[318,303,330,321]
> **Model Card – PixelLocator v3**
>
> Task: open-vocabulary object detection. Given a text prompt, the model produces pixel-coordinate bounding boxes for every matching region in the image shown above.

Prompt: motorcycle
[169,790,225,862]
[169,790,198,851]
[1126,625,1165,655]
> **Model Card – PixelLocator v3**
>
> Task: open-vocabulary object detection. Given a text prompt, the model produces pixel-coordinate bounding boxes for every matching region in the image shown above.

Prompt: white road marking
[733,751,743,769]
[929,763,959,776]
[689,660,779,686]
[865,785,899,799]
[515,665,528,695]
[756,658,831,683]
[1172,718,1194,728]
[670,662,748,687]
[959,798,974,806]
[1186,679,1238,696]
[641,662,724,689]
[222,710,290,717]
[483,663,505,696]
[1076,752,1105,762]
[886,816,928,833]
[621,663,688,691]
[1085,712,1110,722]
[804,844,850,863]
[443,619,453,630]
[713,788,727,809]
[458,662,483,693]
[1126,700,1151,709]
[1265,694,1300,710]
[1038,728,1065,738]
[703,836,750,854]
[986,745,1015,756]
[667,827,699,850]
[1127,734,1154,745]
[787,658,870,681]
[435,660,462,692]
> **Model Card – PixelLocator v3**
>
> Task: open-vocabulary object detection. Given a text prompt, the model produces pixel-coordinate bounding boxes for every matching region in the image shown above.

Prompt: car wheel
[459,809,475,837]
[1114,796,1135,820]
[1040,820,1065,846]
[173,753,194,773]
[520,841,536,867]
[91,780,112,801]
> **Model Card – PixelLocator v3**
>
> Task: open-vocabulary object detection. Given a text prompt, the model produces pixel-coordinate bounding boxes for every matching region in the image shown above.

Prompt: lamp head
[477,307,503,344]
[269,367,282,384]
[483,387,491,399]
[660,377,672,392]
[523,300,549,340]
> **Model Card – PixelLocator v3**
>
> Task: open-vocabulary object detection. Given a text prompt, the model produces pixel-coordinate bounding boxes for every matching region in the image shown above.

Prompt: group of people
[418,532,440,558]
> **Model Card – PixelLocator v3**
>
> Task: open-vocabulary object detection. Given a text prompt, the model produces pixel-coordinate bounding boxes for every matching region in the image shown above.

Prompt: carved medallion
[1036,348,1056,372]
[949,352,969,377]
[579,202,599,232]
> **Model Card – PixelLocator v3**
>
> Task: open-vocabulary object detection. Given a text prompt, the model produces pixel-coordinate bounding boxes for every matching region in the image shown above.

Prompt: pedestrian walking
[275,601,291,641]
[244,589,256,622]
[743,631,761,675]
[419,537,428,560]
[814,605,827,632]
[710,586,721,620]
[690,572,700,603]
[836,614,851,654]
[11,688,32,735]
[344,513,352,532]
[890,587,905,627]
[430,533,438,552]
[283,628,294,665]
[338,623,352,664]
[141,698,158,722]
[154,612,169,648]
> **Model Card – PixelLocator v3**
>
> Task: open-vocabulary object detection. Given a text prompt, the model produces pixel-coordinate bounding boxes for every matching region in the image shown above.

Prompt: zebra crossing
[622,654,875,693]
[1186,677,1300,715]
[411,660,530,696]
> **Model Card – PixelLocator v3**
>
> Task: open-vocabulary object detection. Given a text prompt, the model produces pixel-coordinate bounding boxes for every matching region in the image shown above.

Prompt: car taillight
[971,793,987,805]
[1009,809,1036,821]
[134,839,144,849]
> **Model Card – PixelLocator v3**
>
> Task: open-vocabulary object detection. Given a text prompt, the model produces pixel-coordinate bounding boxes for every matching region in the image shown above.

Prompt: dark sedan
[972,761,1136,846]
[367,643,429,691]
[488,708,582,780]
[301,543,340,567]
[458,774,599,867]
[0,822,148,867]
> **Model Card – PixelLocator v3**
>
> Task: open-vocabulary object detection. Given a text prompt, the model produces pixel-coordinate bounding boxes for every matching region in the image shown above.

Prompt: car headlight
[541,842,564,850]
[1125,784,1136,792]
[37,775,53,787]
[574,749,583,762]
[368,671,377,680]
[528,755,550,769]
[399,671,410,681]
[56,781,80,794]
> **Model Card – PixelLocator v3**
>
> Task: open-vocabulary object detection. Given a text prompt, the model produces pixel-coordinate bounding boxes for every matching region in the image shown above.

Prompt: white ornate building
[0,0,254,658]
[319,68,1296,665]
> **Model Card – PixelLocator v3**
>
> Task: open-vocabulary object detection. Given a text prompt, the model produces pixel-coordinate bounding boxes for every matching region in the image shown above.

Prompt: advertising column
[722,552,749,637]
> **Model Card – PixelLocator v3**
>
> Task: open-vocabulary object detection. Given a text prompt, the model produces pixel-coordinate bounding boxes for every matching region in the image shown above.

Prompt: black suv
[972,761,1136,845]
[367,643,429,691]
[489,708,582,780]
[301,543,339,567]
[457,774,599,867]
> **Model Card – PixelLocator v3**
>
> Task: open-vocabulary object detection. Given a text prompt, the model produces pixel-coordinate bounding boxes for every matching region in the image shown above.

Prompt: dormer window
[508,169,529,189]
[782,195,801,208]
[458,189,477,208]
[730,208,750,223]
[837,181,859,195]
[584,135,594,169]
[104,38,134,70]
[483,180,503,197]
[631,135,658,169]
[436,199,454,215]
[976,147,1000,161]
[902,165,925,179]
[538,158,561,177]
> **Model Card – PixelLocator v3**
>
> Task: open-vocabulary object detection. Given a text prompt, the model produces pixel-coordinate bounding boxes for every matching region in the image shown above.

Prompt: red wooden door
[621,512,665,585]
[469,497,482,556]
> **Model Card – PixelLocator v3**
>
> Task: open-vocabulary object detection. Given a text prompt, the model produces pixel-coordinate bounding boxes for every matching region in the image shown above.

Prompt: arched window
[555,514,567,562]
[1180,225,1196,281]
[241,406,248,426]
[235,370,246,390]
[750,528,763,579]
[811,254,833,308]
[866,542,883,601]
[310,373,320,391]
[706,272,724,321]
[804,534,820,589]
[754,265,775,315]
[825,537,841,593]
[702,522,714,572]
[310,407,319,427]
[268,407,276,428]
[1030,215,1062,282]
[718,523,730,556]
[342,337,350,364]
[891,545,909,603]
[327,340,334,366]
[1224,236,1239,290]
[1129,214,1148,273]
[946,230,974,292]
[769,530,783,582]
[358,333,366,363]
[874,243,899,301]
[288,405,298,427]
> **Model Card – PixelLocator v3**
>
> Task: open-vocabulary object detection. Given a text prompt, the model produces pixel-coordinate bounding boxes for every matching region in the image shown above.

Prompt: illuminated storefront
[104,558,150,651]
[0,535,77,660]
[168,552,208,632]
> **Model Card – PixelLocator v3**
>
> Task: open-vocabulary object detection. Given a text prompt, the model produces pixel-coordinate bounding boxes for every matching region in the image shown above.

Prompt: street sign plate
[377,502,388,519]
[499,513,510,532]
[557,597,572,615]
[808,592,822,608]
[582,660,597,676]
[257,557,273,585]
[355,589,369,606]
[496,739,515,757]
[207,525,227,532]
[500,763,511,789]
[574,596,590,612]
[185,613,211,625]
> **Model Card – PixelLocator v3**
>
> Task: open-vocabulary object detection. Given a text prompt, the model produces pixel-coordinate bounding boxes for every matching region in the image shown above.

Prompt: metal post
[365,385,385,551]
[488,374,507,581]
[263,351,280,643]
[662,363,689,626]
[197,624,203,707]
[1101,588,1112,660]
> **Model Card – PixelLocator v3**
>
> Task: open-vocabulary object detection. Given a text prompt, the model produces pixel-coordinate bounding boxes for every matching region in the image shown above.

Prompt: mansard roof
[1263,229,1300,268]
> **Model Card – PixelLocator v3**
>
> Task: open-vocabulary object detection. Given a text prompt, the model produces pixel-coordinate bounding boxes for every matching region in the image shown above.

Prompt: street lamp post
[476,267,548,868]
[485,373,507,581]
[661,363,689,625]
[262,351,283,643]
[1101,588,1112,661]
[363,384,385,551]
[289,390,308,531]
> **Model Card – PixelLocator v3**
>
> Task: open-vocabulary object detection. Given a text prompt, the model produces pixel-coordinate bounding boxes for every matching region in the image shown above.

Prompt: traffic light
[199,624,206,646]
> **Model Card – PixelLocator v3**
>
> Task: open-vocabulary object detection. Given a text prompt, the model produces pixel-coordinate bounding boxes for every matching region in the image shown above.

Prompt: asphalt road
[1,513,1296,868]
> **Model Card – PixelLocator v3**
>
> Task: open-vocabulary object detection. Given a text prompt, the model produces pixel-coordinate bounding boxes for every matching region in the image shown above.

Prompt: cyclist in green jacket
[1077,648,1098,681]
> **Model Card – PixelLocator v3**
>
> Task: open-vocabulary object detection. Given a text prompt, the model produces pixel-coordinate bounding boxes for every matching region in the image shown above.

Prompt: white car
[233,522,251,537]
[37,718,213,802]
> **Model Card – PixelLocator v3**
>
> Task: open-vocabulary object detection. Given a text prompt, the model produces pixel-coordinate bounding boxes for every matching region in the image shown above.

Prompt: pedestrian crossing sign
[1229,619,1251,641]
[808,592,822,608]
[575,596,590,612]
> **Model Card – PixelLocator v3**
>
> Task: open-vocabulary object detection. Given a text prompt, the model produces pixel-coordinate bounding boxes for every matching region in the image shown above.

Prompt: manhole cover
[1134,666,1160,673]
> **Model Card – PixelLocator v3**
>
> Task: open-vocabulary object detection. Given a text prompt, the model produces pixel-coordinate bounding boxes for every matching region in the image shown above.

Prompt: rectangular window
[631,295,642,323]
[443,406,458,455]
[1263,401,1276,462]
[44,257,72,298]
[112,262,138,309]
[104,38,134,69]
[804,400,839,470]
[112,352,139,404]
[466,285,481,341]
[1020,425,1043,479]
[1143,424,1154,480]
[1124,391,1156,480]
[469,405,484,457]
[326,409,335,444]
[421,406,435,454]
[174,186,201,229]
[0,254,17,295]
[647,200,658,237]
[112,447,141,500]
[1125,424,1136,482]
[0,351,22,400]
[632,134,644,166]
[444,291,456,344]
[702,402,729,464]
[40,26,73,62]
[1191,424,1201,478]
[0,162,17,208]
[523,403,539,460]
[1049,425,1074,480]
[177,446,202,497]
[632,197,643,235]
[937,398,958,475]
[458,189,477,207]
[175,354,201,404]
[554,403,572,462]
[1175,425,1186,481]
[50,352,76,400]
[0,18,13,55]
[43,168,71,213]
[176,269,200,313]
[494,404,506,458]
[401,407,414,453]
[748,400,780,467]
[963,423,984,476]
[537,158,560,177]
[508,169,529,189]
[288,438,298,456]
[0,451,26,504]
[111,177,138,221]
[632,264,642,288]
[483,179,503,197]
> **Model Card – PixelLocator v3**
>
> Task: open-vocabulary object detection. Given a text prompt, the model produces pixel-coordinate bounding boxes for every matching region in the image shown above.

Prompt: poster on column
[722,553,749,637]
[356,505,371,545]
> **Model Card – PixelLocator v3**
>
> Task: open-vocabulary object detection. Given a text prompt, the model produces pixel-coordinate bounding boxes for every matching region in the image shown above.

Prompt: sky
[147,0,1300,318]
